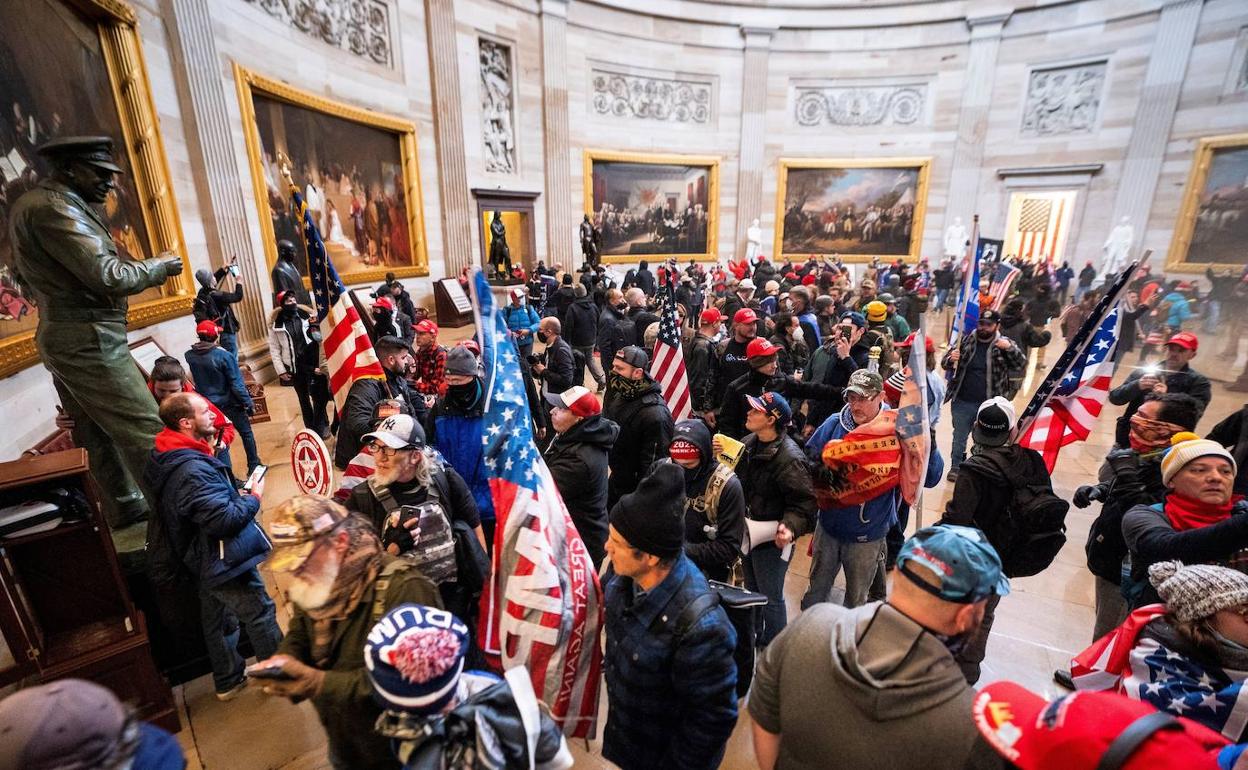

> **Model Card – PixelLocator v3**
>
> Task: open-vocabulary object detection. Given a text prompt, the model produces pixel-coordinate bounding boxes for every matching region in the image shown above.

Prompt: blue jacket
[185,341,252,412]
[1162,291,1192,329]
[144,434,269,587]
[427,385,493,522]
[500,303,540,346]
[805,404,900,543]
[603,554,738,770]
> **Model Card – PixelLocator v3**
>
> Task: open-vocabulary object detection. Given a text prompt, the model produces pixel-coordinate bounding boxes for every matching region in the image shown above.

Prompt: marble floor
[169,313,1247,769]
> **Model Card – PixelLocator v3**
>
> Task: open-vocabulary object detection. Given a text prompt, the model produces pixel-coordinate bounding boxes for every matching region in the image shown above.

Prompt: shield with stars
[290,429,333,496]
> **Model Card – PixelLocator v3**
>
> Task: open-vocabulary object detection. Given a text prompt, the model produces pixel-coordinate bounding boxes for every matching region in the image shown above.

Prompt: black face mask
[931,628,973,657]
[280,303,298,316]
[536,330,549,344]
[447,379,481,408]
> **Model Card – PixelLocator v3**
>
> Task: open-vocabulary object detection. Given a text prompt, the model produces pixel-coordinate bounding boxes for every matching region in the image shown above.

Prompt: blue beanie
[364,604,470,715]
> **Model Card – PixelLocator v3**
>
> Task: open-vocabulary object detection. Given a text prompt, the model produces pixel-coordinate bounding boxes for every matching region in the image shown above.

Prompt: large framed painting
[0,0,192,380]
[234,65,429,287]
[583,150,719,263]
[1166,133,1248,273]
[774,158,931,263]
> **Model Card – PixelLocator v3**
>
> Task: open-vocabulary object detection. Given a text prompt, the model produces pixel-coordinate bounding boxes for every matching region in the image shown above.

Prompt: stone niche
[479,36,517,174]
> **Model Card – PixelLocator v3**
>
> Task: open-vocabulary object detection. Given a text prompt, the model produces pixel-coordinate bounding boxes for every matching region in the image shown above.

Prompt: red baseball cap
[545,385,600,417]
[1167,331,1198,351]
[373,296,394,311]
[973,681,1226,770]
[733,308,758,325]
[746,337,780,359]
[802,274,817,285]
[414,319,439,335]
[699,308,723,325]
[897,331,936,353]
[195,320,220,338]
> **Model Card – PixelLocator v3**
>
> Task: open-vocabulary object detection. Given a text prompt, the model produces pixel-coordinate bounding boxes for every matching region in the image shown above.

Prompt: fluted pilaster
[735,26,774,262]
[541,0,574,269]
[425,0,475,274]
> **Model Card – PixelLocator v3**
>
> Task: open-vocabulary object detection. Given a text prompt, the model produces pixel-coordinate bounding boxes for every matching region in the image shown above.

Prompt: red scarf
[1163,492,1235,532]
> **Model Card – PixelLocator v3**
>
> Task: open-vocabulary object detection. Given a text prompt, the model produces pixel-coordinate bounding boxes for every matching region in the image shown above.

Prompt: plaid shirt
[411,343,447,396]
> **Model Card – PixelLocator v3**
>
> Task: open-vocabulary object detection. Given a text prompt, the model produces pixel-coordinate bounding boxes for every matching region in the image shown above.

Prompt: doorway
[1003,189,1078,263]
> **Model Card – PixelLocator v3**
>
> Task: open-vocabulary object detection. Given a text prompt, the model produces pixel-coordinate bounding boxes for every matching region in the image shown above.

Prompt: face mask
[931,629,972,656]
[608,371,648,398]
[536,330,549,344]
[616,302,628,312]
[1212,627,1248,653]
[447,379,480,407]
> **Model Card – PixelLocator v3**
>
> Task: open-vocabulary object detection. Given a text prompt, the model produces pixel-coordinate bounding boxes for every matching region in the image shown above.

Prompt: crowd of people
[16,246,1248,770]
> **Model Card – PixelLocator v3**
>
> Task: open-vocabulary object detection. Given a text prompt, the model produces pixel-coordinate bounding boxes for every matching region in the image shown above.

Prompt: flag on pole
[470,268,603,738]
[1015,258,1141,471]
[949,216,982,349]
[285,164,384,410]
[897,319,930,505]
[651,269,691,421]
[988,261,1021,310]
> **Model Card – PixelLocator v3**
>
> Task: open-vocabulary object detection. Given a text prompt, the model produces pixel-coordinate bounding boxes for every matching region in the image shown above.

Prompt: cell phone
[245,661,293,680]
[243,464,268,492]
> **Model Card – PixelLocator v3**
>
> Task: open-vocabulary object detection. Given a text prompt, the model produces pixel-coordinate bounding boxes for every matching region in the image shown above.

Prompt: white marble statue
[1101,216,1133,281]
[943,216,967,258]
[746,218,762,261]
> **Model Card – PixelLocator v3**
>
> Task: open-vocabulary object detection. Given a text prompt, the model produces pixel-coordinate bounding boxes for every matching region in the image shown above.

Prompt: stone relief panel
[479,38,516,174]
[590,68,713,124]
[792,84,927,127]
[1020,60,1107,137]
[1224,27,1248,97]
[242,0,393,67]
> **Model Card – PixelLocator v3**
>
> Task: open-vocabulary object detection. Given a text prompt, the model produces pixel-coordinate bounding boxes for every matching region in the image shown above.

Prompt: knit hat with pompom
[364,604,469,715]
[1159,432,1236,487]
[1148,560,1248,623]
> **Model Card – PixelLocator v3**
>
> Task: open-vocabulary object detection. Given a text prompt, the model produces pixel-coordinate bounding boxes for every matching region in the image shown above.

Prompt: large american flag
[470,269,603,738]
[651,269,691,421]
[988,261,1021,310]
[289,177,384,409]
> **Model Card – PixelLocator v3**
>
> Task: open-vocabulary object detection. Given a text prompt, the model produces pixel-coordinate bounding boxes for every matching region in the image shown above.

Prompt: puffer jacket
[544,413,619,568]
[184,341,252,412]
[940,332,1026,403]
[805,404,899,543]
[144,429,269,587]
[738,432,816,538]
[427,381,492,522]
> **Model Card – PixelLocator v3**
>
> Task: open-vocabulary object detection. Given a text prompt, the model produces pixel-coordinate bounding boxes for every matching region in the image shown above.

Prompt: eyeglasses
[368,443,408,458]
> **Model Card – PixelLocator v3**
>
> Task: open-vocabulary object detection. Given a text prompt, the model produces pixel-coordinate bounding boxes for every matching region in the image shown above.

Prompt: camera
[526,353,542,367]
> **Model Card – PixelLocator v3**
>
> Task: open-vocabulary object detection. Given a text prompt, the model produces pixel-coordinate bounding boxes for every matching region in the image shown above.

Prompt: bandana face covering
[1128,414,1186,454]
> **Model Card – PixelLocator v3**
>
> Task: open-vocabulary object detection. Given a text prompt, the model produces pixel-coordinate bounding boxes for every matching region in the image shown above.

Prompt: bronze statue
[579,213,601,268]
[8,136,184,529]
[271,238,310,305]
[488,210,512,280]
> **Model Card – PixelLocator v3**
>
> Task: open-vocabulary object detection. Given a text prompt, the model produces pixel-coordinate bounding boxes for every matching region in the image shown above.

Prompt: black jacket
[539,336,576,395]
[1122,500,1248,607]
[196,267,243,333]
[562,295,599,348]
[718,369,841,440]
[941,444,1049,537]
[1000,310,1051,360]
[674,422,745,583]
[1208,406,1248,496]
[597,304,632,367]
[545,414,619,569]
[628,306,660,339]
[334,370,428,469]
[1085,454,1166,583]
[685,333,719,413]
[603,379,674,506]
[713,337,752,407]
[633,268,657,296]
[554,286,577,323]
[1109,366,1211,447]
[737,433,816,538]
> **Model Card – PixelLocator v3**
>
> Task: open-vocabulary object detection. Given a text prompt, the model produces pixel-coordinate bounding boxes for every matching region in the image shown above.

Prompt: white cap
[739,278,756,291]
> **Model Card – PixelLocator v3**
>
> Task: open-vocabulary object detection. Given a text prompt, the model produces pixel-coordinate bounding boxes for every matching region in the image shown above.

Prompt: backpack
[686,463,735,541]
[971,451,1069,578]
[664,580,767,698]
[192,289,221,324]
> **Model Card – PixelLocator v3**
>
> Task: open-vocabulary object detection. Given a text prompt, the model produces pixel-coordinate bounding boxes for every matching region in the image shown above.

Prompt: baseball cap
[266,495,351,572]
[414,319,438,335]
[979,309,1002,324]
[839,311,866,329]
[973,396,1017,448]
[195,319,220,338]
[746,337,781,359]
[860,278,876,290]
[510,286,526,300]
[546,385,601,417]
[615,345,649,370]
[699,308,723,325]
[845,369,884,398]
[362,413,426,450]
[878,292,896,304]
[746,391,792,428]
[897,525,1010,603]
[373,296,394,311]
[733,308,758,325]
[738,278,756,291]
[973,681,1226,770]
[1166,331,1198,351]
[865,300,888,323]
[364,604,470,716]
[898,331,936,353]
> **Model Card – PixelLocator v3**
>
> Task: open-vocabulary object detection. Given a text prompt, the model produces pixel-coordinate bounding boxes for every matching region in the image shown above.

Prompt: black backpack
[664,580,767,698]
[968,450,1070,578]
[192,288,221,324]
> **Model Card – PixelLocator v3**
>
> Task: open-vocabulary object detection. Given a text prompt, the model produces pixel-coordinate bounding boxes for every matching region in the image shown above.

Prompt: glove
[1073,483,1106,509]
[1105,447,1139,476]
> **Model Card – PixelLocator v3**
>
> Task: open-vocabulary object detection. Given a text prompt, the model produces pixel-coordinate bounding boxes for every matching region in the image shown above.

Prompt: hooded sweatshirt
[747,602,1000,770]
[674,420,745,582]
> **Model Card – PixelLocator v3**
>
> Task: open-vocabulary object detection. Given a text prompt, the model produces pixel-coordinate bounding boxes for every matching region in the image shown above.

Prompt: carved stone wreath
[793,85,926,127]
[590,71,712,124]
[243,0,393,67]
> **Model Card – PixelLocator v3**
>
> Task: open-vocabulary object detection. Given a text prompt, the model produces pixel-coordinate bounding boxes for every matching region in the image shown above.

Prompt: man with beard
[749,526,1008,770]
[185,320,260,476]
[544,385,619,569]
[257,495,442,770]
[710,308,759,418]
[603,346,674,508]
[426,346,495,545]
[334,336,426,470]
[268,290,329,437]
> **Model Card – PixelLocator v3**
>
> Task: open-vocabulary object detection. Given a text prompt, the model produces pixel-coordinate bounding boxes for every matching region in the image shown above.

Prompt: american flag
[469,268,603,738]
[288,176,384,409]
[1016,260,1137,471]
[896,319,930,505]
[988,261,1021,310]
[651,270,691,421]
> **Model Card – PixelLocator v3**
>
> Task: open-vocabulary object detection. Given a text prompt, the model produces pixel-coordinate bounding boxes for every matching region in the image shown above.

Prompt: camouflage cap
[845,369,884,398]
[266,495,350,572]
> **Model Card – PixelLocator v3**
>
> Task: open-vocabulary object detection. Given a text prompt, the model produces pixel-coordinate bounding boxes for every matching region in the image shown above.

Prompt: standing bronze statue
[488,210,512,280]
[579,213,601,268]
[8,136,184,529]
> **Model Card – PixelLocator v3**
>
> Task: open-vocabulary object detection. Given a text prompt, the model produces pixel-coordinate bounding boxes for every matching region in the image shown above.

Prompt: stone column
[735,26,775,263]
[540,0,574,269]
[424,0,475,275]
[163,0,269,357]
[944,11,1011,234]
[1108,0,1204,261]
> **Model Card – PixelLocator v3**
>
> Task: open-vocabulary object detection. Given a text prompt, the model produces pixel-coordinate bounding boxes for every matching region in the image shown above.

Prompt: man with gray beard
[256,495,441,770]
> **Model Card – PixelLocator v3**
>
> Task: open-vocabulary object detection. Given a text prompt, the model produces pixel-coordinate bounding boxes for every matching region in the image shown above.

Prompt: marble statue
[1101,216,1133,281]
[746,218,762,261]
[488,211,512,280]
[943,217,967,258]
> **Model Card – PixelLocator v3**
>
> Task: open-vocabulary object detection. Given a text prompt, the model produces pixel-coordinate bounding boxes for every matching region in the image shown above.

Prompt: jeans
[200,566,282,692]
[933,288,949,312]
[949,398,980,472]
[742,542,790,646]
[220,403,262,474]
[955,592,1000,684]
[801,529,886,609]
[575,345,605,388]
[1074,284,1091,303]
[1204,300,1221,334]
[219,332,237,358]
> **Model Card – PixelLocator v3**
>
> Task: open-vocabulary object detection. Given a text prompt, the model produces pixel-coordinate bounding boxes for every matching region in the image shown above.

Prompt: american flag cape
[988,261,1021,311]
[1017,260,1137,471]
[1072,604,1248,741]
[469,269,603,738]
[288,178,384,409]
[651,269,691,421]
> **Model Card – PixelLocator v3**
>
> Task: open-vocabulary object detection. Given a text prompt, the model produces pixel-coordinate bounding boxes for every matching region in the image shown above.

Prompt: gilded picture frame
[582,149,720,264]
[1165,133,1248,273]
[0,0,193,380]
[774,157,931,264]
[233,64,430,286]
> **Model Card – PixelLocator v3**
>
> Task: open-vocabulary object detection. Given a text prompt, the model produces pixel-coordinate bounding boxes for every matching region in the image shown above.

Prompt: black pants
[293,369,331,435]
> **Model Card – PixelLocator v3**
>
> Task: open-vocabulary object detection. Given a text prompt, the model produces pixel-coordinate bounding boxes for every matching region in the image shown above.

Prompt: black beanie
[610,462,686,558]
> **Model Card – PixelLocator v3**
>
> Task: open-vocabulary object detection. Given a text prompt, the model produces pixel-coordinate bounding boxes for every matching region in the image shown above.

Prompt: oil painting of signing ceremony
[6,1,1248,770]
